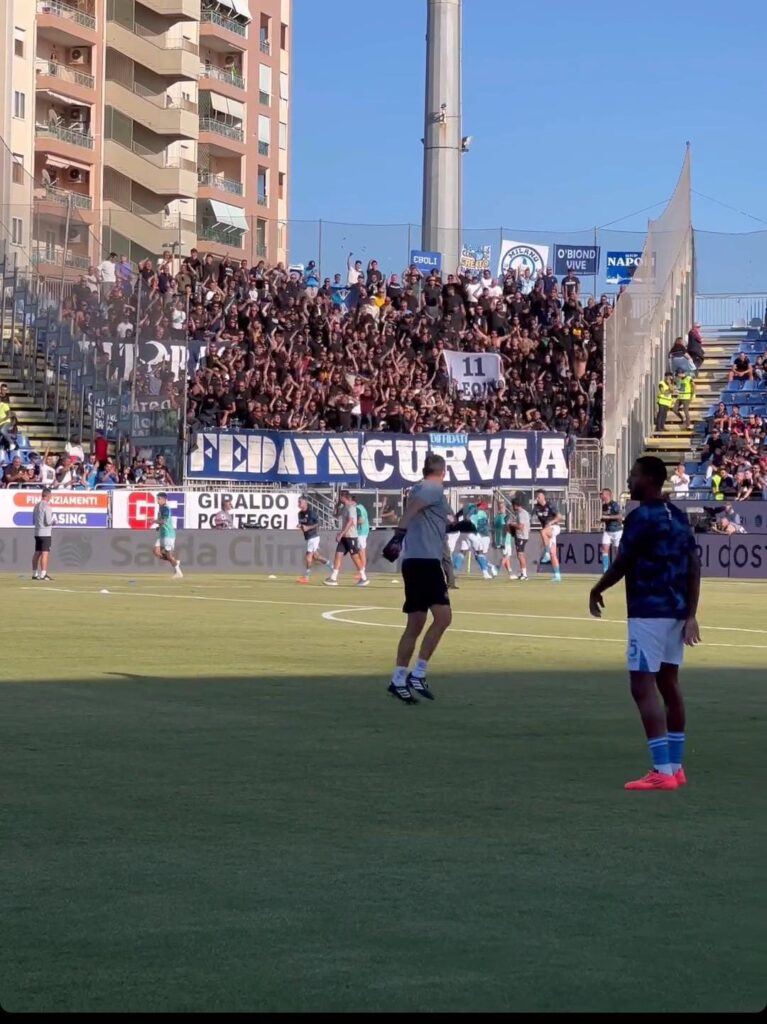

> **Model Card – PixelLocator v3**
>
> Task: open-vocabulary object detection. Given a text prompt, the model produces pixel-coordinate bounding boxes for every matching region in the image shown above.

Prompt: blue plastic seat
[743,379,759,391]
[691,475,709,489]
[725,380,743,392]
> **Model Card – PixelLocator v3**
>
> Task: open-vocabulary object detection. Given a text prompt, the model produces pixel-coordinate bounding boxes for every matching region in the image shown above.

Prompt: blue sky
[289,0,767,236]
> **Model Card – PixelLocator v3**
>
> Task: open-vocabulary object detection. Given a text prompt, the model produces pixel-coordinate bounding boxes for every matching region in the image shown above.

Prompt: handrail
[199,118,244,143]
[114,137,196,172]
[133,22,199,54]
[35,123,95,149]
[37,0,96,31]
[130,80,199,113]
[200,9,247,37]
[199,64,245,90]
[44,186,92,210]
[259,39,271,54]
[35,58,95,89]
[31,245,90,270]
[197,169,244,196]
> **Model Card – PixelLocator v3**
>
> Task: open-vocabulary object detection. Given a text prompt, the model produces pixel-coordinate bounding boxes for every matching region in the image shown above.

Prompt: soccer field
[2,570,765,1013]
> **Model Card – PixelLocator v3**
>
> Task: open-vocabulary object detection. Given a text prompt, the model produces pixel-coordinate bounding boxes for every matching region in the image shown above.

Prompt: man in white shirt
[65,436,85,463]
[98,252,117,299]
[669,462,690,498]
[518,269,535,296]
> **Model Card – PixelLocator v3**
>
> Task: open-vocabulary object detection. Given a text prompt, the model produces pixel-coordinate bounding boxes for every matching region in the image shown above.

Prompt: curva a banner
[187,430,570,487]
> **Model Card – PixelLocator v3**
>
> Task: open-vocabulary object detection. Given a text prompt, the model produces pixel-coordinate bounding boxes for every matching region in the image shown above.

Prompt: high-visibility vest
[657,380,674,408]
[677,375,693,401]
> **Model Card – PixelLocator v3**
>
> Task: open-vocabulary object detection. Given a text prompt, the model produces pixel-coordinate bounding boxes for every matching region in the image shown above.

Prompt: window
[280,72,289,101]
[13,91,25,119]
[11,218,23,245]
[278,121,287,151]
[259,64,272,106]
[14,28,24,57]
[278,171,285,200]
[257,168,268,202]
[12,154,24,185]
[280,22,288,50]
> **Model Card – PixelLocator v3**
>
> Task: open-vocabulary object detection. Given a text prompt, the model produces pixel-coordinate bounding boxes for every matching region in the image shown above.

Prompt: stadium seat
[725,381,744,393]
[744,328,761,341]
[742,379,759,391]
[690,475,710,490]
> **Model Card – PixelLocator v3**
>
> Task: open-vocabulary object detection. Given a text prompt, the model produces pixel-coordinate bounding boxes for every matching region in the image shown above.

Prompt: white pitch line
[321,608,767,651]
[19,586,767,638]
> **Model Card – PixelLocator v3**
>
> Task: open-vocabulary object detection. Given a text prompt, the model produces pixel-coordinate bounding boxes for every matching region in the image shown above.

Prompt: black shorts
[401,558,450,614]
[34,536,52,552]
[515,538,527,553]
[336,537,360,556]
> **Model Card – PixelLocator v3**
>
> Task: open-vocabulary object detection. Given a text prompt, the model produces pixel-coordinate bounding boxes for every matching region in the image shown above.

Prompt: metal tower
[421,0,462,274]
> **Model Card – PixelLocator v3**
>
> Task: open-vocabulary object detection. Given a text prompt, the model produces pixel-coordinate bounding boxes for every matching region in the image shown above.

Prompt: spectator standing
[32,487,54,581]
[94,430,109,468]
[655,372,675,431]
[686,323,705,371]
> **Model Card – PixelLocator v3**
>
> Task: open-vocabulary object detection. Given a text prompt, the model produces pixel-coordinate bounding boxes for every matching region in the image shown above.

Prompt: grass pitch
[2,570,765,1012]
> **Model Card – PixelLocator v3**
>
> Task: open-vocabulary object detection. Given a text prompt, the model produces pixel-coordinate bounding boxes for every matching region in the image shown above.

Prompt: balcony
[105,19,200,79]
[103,137,197,198]
[41,185,92,210]
[32,244,91,271]
[259,38,271,55]
[105,79,199,139]
[200,9,248,52]
[199,117,246,157]
[258,141,270,157]
[199,64,245,91]
[257,195,268,207]
[104,202,198,256]
[35,58,95,93]
[35,123,96,168]
[197,224,247,258]
[37,0,98,46]
[197,169,244,197]
[151,0,200,17]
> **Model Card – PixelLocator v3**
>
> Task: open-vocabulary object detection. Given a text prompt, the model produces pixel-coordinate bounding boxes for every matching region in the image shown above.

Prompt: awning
[39,89,84,105]
[208,93,244,119]
[231,0,252,21]
[208,199,249,232]
[45,154,92,172]
[214,0,234,10]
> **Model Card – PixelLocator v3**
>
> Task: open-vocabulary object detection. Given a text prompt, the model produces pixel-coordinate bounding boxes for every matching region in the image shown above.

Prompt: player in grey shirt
[381,453,476,703]
[324,489,368,587]
[506,496,531,581]
[32,486,55,581]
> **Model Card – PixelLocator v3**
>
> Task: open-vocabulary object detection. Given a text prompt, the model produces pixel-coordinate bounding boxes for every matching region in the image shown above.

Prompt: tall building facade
[0,0,291,278]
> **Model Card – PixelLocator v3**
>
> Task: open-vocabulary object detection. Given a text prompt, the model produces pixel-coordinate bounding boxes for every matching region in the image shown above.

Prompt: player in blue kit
[589,457,701,791]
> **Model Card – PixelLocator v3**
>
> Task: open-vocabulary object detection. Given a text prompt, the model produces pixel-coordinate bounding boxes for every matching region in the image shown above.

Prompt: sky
[289,0,767,239]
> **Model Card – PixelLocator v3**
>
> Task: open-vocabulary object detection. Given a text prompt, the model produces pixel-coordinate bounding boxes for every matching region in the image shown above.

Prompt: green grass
[2,571,765,1012]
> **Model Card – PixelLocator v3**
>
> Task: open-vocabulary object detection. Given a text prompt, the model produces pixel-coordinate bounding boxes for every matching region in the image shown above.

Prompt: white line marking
[19,586,766,636]
[321,608,767,651]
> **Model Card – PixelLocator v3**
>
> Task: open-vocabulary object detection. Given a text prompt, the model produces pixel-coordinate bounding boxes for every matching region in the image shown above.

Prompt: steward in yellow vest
[654,372,675,431]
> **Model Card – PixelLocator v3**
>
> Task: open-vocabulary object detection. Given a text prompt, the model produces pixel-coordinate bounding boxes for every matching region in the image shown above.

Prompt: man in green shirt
[356,499,370,575]
[152,492,183,578]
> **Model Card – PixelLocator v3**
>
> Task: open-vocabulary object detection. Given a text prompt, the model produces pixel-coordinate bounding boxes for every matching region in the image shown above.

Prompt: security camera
[461,135,473,152]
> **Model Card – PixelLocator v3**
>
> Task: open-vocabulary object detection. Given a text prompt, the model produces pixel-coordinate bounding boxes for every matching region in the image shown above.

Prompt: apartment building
[0,0,291,278]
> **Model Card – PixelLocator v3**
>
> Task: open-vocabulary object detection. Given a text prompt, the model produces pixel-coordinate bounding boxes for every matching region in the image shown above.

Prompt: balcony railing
[200,9,247,37]
[43,185,92,210]
[36,122,95,149]
[257,195,268,207]
[132,80,198,113]
[134,22,199,54]
[259,38,271,55]
[37,0,96,31]
[116,137,196,172]
[32,245,91,270]
[256,242,267,258]
[258,141,269,156]
[199,118,244,143]
[199,64,245,90]
[197,169,244,196]
[197,223,245,246]
[35,59,95,90]
[259,91,270,106]
[129,201,196,234]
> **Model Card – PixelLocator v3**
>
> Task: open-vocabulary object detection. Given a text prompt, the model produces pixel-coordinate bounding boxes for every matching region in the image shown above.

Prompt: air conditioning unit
[68,47,89,65]
[69,167,83,182]
[70,106,86,122]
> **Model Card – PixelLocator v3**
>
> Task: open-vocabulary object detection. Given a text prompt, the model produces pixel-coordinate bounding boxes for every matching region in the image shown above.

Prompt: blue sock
[668,731,685,771]
[476,554,489,572]
[601,552,609,572]
[647,736,672,775]
[453,552,464,571]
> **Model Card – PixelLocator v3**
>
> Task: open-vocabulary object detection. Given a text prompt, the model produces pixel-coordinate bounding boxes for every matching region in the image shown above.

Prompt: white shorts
[156,537,175,553]
[627,618,685,673]
[543,524,561,548]
[601,530,622,549]
[503,536,513,556]
[357,535,367,550]
[476,535,490,554]
[447,530,460,552]
[460,534,482,553]
[306,536,320,554]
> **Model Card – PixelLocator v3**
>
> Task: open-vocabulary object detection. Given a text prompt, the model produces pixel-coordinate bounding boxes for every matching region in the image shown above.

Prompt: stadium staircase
[641,328,749,487]
[0,328,88,455]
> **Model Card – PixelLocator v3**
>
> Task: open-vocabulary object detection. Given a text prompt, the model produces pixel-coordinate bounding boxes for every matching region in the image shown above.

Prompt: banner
[409,250,442,272]
[605,251,643,285]
[185,490,300,530]
[443,351,503,398]
[187,430,569,487]
[0,490,110,528]
[111,490,187,530]
[459,244,492,274]
[497,240,550,278]
[553,245,600,276]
